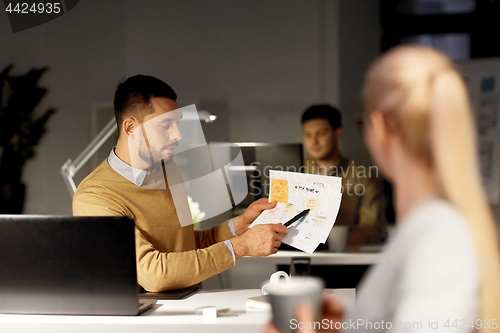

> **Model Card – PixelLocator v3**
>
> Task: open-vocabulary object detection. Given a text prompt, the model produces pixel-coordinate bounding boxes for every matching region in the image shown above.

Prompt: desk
[240,250,380,265]
[216,251,380,289]
[0,289,355,333]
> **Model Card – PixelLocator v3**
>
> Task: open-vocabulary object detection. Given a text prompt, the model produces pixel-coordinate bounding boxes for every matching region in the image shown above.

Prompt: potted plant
[0,65,56,213]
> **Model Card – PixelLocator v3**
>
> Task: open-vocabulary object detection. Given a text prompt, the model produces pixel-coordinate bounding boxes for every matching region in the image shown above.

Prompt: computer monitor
[235,143,303,208]
[183,142,303,229]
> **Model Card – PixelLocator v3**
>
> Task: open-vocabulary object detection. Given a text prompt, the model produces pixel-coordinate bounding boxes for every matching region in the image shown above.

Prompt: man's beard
[137,146,174,169]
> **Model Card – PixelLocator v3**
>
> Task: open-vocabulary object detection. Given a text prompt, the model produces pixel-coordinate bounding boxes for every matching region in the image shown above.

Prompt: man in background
[73,75,287,292]
[301,104,386,245]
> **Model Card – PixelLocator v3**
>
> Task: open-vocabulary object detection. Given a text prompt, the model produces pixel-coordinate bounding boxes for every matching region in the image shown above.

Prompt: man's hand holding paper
[232,198,278,235]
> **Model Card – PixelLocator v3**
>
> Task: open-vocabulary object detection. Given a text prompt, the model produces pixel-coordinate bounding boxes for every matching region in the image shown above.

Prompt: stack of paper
[246,295,271,310]
[249,170,342,253]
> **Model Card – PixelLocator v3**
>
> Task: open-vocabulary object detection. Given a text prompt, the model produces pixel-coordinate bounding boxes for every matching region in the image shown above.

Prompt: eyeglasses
[356,112,369,133]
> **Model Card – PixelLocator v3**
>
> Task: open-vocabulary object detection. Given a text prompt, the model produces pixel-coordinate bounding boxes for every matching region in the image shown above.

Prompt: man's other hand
[230,223,288,259]
[233,198,277,235]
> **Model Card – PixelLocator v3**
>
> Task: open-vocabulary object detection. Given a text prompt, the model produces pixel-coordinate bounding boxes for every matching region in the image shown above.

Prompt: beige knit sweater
[73,160,234,292]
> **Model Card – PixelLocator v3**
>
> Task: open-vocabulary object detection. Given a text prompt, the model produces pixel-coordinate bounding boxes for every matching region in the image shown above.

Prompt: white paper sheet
[249,170,342,253]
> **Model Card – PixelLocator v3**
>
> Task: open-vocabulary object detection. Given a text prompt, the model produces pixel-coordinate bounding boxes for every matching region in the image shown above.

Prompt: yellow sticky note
[313,215,326,226]
[306,197,319,212]
[283,203,295,215]
[270,179,289,203]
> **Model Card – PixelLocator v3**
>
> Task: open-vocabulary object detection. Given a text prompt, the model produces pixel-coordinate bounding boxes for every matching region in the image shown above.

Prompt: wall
[122,0,340,145]
[0,0,382,215]
[0,1,127,214]
[338,0,380,167]
[458,58,500,227]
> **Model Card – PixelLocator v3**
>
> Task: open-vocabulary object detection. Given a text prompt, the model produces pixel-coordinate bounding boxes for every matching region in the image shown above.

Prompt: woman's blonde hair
[363,45,500,326]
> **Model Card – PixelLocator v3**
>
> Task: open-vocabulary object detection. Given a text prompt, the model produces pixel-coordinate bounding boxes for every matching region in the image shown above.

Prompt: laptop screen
[0,215,141,315]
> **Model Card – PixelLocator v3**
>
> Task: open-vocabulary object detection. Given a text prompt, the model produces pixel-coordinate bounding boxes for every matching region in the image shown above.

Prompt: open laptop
[0,215,155,315]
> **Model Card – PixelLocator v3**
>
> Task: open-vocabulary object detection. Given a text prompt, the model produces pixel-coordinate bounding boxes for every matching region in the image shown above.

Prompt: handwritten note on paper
[270,179,289,203]
[295,184,321,195]
[306,198,319,212]
[283,203,296,215]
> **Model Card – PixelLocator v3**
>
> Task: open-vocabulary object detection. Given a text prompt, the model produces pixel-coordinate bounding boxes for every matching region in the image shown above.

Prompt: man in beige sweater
[301,104,386,246]
[73,75,287,292]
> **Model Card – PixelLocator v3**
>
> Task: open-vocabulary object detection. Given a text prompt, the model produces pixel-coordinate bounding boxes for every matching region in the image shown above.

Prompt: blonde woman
[268,45,500,332]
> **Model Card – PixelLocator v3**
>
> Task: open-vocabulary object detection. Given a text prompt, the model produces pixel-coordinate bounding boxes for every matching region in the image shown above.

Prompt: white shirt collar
[107,148,148,187]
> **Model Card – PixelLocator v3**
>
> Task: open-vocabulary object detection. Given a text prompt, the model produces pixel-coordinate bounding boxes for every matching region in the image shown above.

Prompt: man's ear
[335,128,343,141]
[122,117,138,136]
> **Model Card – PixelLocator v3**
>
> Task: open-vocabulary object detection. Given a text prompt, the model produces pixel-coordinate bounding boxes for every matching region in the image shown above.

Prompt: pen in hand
[283,209,310,228]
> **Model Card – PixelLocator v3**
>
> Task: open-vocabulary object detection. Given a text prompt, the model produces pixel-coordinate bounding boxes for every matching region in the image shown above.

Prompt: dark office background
[0,1,381,215]
[2,0,499,220]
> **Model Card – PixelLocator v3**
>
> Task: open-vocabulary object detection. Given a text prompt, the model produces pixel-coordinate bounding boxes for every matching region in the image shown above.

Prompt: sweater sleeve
[357,175,386,243]
[74,187,234,292]
[135,226,233,292]
[194,220,234,249]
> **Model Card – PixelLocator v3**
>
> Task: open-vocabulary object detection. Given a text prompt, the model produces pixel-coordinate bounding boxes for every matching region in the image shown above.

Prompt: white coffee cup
[264,276,324,333]
[261,271,290,295]
[327,225,349,252]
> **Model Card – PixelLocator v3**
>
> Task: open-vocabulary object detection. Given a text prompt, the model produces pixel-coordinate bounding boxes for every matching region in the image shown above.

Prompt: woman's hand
[265,296,345,333]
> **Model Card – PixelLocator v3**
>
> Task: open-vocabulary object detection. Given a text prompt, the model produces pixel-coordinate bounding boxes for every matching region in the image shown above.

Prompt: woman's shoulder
[401,197,470,239]
[392,197,478,278]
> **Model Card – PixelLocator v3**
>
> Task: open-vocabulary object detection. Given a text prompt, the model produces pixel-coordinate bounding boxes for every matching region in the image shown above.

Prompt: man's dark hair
[301,104,342,130]
[113,75,177,131]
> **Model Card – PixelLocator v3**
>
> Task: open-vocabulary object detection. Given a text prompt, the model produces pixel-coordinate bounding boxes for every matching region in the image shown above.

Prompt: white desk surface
[238,250,381,265]
[0,289,355,333]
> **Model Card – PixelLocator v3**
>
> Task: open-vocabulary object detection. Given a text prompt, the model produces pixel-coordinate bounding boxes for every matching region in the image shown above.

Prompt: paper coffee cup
[327,225,349,252]
[264,276,324,333]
